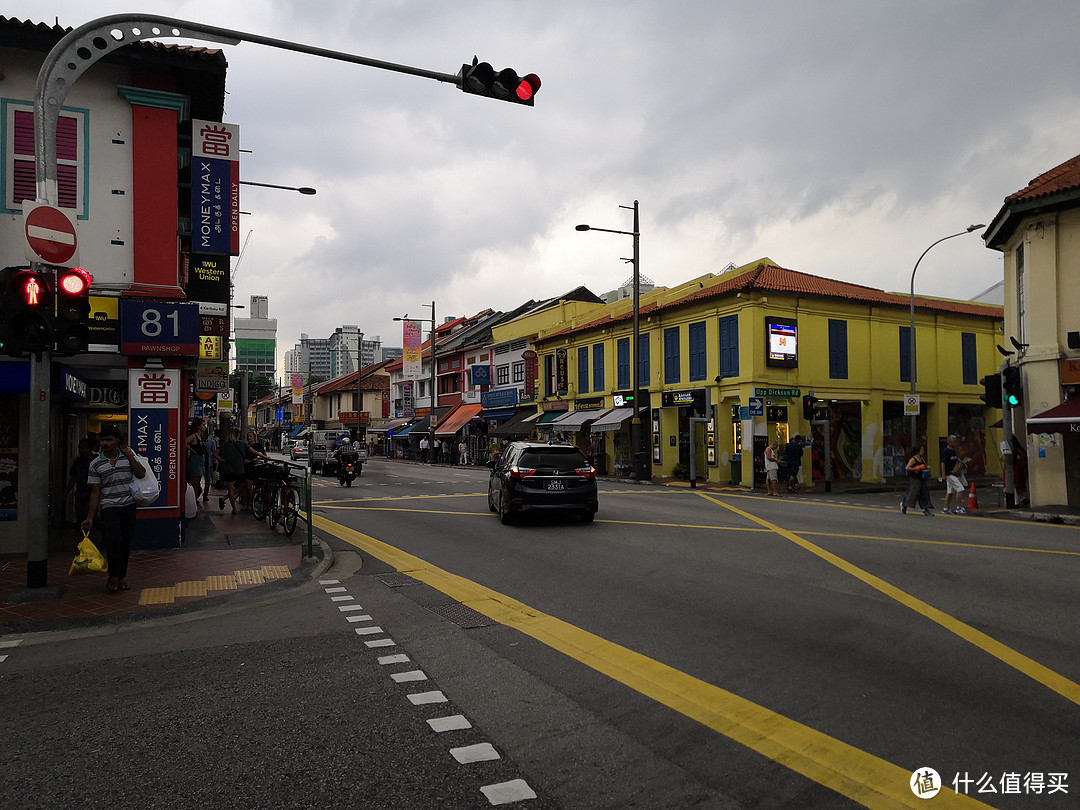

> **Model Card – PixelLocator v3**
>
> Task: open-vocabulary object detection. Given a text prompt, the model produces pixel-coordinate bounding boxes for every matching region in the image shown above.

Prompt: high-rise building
[234,295,277,377]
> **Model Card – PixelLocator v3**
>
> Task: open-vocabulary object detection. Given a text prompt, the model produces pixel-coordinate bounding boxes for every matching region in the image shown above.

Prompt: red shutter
[11,110,79,208]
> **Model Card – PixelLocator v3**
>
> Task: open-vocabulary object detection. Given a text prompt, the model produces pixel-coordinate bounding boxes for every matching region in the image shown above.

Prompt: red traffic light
[517,73,541,102]
[460,61,540,106]
[59,267,91,295]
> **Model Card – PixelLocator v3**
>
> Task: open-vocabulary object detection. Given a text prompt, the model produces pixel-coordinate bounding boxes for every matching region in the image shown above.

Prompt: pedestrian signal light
[979,372,1002,409]
[460,60,540,106]
[1002,365,1023,408]
[54,266,92,355]
[1,266,54,355]
[802,394,816,421]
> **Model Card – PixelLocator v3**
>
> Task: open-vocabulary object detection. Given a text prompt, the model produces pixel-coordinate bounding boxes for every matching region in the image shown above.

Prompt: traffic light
[1002,365,1023,408]
[1,266,53,356]
[54,266,92,355]
[802,394,816,421]
[460,60,540,106]
[979,372,1002,409]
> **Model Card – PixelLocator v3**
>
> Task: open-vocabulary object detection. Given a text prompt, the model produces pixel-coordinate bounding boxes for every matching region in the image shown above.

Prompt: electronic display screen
[765,317,798,367]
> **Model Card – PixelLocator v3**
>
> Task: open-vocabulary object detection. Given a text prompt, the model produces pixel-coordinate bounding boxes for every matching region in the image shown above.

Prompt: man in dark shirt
[784,435,804,492]
[69,437,98,531]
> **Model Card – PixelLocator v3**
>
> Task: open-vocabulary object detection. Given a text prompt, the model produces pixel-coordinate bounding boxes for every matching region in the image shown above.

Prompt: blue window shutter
[638,332,650,386]
[577,346,589,394]
[689,322,706,381]
[617,338,630,390]
[719,315,739,378]
[900,326,913,384]
[961,333,977,385]
[664,327,680,383]
[828,319,848,380]
[593,343,605,392]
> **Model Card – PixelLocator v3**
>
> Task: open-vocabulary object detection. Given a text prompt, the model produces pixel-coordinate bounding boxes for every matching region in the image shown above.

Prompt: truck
[309,429,367,476]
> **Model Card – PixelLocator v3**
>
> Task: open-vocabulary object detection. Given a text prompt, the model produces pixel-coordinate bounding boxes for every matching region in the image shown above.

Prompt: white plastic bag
[129,453,161,506]
[184,483,198,518]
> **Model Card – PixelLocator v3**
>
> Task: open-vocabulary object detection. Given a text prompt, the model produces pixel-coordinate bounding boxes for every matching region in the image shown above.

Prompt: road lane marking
[314,513,993,808]
[696,491,1080,708]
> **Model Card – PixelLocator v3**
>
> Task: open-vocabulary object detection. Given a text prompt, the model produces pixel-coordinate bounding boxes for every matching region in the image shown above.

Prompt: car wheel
[581,511,595,523]
[487,487,498,513]
[498,488,514,525]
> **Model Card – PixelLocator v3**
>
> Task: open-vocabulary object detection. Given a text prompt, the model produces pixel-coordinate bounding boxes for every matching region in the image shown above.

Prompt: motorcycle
[338,459,357,487]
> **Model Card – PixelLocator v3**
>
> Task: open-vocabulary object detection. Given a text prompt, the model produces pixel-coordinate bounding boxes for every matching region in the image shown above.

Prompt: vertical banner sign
[192,119,241,256]
[402,320,423,380]
[555,348,569,394]
[291,373,304,406]
[402,381,414,418]
[128,367,180,510]
[522,350,538,398]
[382,389,390,419]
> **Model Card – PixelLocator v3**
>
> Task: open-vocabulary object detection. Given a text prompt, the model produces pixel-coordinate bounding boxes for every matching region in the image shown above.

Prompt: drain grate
[376,572,423,588]
[425,602,497,629]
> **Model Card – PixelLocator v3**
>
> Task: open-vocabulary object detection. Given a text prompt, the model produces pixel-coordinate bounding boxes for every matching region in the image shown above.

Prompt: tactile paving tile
[260,565,292,580]
[205,575,238,591]
[234,569,265,585]
[173,580,209,597]
[139,587,176,605]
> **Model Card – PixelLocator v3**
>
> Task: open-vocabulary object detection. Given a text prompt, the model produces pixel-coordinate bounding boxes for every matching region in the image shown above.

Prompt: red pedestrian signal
[1,266,54,355]
[802,395,817,421]
[460,60,540,106]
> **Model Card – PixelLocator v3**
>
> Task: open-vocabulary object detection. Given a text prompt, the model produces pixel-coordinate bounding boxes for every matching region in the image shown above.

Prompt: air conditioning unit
[464,390,479,403]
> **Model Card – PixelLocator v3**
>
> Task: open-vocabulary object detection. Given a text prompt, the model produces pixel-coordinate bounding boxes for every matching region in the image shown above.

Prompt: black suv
[487,441,598,524]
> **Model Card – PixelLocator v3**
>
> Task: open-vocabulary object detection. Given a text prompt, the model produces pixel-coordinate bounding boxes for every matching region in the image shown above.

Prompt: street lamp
[907,224,985,447]
[576,201,647,479]
[239,180,317,195]
[394,302,437,439]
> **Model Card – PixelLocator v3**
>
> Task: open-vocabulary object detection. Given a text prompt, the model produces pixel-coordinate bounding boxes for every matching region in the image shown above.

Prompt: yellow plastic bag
[69,534,108,575]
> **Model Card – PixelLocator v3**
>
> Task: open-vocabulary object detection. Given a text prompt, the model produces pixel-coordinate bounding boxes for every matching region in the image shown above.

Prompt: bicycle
[248,460,279,522]
[267,464,299,536]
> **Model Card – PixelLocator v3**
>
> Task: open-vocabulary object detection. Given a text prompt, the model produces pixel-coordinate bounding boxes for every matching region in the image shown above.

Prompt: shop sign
[481,388,519,408]
[200,336,222,361]
[196,361,228,393]
[128,366,180,510]
[1060,357,1080,385]
[754,387,800,398]
[574,397,606,411]
[59,366,88,403]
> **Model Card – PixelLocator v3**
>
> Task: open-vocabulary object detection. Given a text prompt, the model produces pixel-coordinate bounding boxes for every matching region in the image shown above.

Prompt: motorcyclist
[334,438,360,486]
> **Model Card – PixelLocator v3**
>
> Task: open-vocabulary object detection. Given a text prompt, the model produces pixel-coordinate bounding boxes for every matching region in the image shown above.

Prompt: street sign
[904,394,920,415]
[23,202,79,266]
[748,397,764,417]
[120,299,200,356]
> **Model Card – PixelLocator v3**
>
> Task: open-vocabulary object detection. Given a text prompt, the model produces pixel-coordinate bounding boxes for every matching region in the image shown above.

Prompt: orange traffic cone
[966,482,979,512]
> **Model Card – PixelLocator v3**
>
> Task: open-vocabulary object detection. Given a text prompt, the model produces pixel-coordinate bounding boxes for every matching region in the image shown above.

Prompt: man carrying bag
[81,423,147,593]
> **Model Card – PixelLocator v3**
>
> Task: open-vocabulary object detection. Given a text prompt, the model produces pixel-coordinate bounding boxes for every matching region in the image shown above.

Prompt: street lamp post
[239,180,317,195]
[577,201,647,479]
[907,224,985,447]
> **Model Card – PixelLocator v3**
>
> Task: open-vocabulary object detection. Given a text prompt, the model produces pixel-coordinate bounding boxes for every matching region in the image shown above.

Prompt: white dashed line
[428,714,472,732]
[378,654,410,665]
[324,586,348,593]
[481,779,538,805]
[0,639,23,648]
[318,579,340,585]
[337,604,366,612]
[354,626,384,635]
[451,743,500,764]
[365,638,397,647]
[408,690,448,705]
[330,595,355,602]
[0,655,8,663]
[391,670,428,683]
[345,614,374,623]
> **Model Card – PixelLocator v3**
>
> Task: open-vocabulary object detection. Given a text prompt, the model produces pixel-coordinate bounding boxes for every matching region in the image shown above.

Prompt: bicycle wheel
[251,481,269,520]
[282,488,298,536]
[269,486,282,530]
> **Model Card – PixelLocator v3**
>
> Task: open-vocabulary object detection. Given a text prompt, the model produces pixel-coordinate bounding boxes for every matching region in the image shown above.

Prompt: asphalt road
[4,458,1078,808]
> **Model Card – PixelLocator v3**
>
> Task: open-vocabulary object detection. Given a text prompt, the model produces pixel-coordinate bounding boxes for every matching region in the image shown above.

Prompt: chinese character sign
[128,367,180,510]
[192,119,240,256]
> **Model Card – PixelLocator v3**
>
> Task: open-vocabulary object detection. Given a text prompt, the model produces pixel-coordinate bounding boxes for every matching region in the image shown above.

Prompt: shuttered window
[828,319,848,379]
[718,315,739,378]
[688,321,706,381]
[7,107,84,212]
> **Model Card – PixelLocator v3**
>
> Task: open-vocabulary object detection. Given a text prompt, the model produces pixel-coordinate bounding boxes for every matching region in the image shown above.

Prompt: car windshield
[518,448,588,471]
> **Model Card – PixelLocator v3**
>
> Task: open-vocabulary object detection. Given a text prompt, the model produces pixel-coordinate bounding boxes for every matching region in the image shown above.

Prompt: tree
[229,372,275,401]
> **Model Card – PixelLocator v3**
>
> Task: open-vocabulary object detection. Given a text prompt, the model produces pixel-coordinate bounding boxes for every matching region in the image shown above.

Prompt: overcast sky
[10,1,1080,378]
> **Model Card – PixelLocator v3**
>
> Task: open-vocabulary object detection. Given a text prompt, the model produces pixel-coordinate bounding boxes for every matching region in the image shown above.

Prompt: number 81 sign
[120,300,200,356]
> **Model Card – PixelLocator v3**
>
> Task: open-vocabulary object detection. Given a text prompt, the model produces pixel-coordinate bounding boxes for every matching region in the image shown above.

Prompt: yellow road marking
[313,513,991,808]
[696,491,1080,707]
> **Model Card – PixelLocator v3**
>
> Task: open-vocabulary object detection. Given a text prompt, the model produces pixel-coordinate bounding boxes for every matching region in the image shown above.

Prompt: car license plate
[546,480,565,491]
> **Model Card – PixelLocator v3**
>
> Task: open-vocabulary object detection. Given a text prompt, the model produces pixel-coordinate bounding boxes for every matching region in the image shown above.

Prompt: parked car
[487,441,598,524]
[290,440,308,461]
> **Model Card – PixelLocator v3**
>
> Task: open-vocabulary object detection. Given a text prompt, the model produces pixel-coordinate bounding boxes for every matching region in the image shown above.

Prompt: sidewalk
[0,500,328,632]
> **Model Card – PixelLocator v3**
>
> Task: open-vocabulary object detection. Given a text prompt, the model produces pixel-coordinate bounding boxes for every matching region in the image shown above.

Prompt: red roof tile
[1004,153,1080,205]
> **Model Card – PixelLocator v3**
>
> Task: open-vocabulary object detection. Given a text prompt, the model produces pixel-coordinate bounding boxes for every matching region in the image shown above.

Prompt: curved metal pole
[907,225,984,449]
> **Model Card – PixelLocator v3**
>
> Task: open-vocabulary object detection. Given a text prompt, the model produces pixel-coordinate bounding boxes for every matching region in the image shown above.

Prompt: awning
[288,425,307,438]
[406,406,455,437]
[436,403,483,436]
[590,407,635,433]
[489,409,539,437]
[482,408,518,421]
[1026,399,1080,434]
[537,410,566,424]
[367,418,411,434]
[552,408,608,429]
[393,422,417,438]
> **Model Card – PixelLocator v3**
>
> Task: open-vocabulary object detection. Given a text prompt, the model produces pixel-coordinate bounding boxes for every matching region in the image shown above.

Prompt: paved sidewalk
[0,500,327,632]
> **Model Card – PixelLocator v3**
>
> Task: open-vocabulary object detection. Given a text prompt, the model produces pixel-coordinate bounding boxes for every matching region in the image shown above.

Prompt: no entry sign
[23,202,79,266]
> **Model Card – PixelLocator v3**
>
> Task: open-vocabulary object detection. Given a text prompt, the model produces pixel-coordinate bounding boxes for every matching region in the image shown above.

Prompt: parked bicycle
[248,459,299,536]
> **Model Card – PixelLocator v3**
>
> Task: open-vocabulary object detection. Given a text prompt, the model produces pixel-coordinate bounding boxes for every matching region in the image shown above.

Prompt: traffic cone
[966,482,979,512]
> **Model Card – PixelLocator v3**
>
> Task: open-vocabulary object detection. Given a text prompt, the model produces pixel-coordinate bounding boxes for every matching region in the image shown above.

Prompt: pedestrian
[901,444,934,516]
[783,435,804,493]
[442,439,451,464]
[241,428,270,509]
[185,417,206,508]
[458,439,468,465]
[202,427,218,504]
[81,423,147,593]
[764,441,781,496]
[419,436,429,464]
[215,427,247,515]
[939,434,968,514]
[68,436,99,534]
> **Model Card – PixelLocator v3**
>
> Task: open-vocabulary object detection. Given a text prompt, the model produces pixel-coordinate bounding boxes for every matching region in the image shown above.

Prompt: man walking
[940,434,968,514]
[81,423,147,593]
[419,436,429,464]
